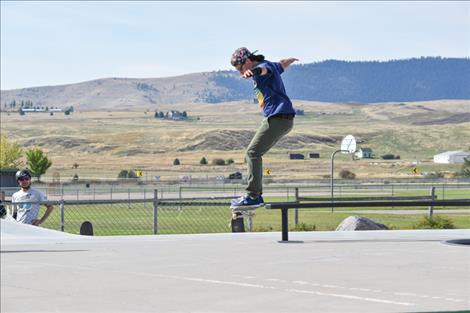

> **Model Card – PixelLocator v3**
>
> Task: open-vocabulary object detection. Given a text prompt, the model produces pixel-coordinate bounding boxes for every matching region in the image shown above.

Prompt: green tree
[173,158,181,165]
[199,157,208,165]
[25,147,52,181]
[0,135,23,169]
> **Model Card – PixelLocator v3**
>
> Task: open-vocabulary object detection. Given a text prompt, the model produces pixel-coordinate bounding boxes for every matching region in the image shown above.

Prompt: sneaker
[230,195,264,209]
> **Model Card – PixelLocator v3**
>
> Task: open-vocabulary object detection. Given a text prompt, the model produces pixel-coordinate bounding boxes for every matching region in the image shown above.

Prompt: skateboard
[231,211,245,232]
[80,221,94,236]
[230,207,258,232]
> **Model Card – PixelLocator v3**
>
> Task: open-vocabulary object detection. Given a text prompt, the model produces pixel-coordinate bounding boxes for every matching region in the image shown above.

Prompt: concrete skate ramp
[1,219,469,313]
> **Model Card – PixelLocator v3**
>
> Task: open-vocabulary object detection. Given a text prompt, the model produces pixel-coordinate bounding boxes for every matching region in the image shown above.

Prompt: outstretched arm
[279,58,299,70]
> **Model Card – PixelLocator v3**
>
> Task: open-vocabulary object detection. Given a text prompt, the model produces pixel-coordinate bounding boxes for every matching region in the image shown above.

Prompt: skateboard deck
[80,221,94,236]
[231,212,245,232]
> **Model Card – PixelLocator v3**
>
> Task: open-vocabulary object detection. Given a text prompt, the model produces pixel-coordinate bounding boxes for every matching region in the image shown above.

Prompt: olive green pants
[245,116,294,197]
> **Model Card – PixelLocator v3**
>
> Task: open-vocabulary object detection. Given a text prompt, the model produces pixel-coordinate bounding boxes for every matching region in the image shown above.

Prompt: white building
[433,151,470,164]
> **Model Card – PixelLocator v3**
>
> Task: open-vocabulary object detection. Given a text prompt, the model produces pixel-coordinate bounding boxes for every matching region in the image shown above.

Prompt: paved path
[2,220,469,313]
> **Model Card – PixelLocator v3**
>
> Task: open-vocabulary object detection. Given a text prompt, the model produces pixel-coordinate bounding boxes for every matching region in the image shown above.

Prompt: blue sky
[1,1,469,90]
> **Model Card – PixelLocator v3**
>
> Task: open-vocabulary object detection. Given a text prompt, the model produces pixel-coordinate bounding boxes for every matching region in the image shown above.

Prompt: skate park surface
[1,219,469,313]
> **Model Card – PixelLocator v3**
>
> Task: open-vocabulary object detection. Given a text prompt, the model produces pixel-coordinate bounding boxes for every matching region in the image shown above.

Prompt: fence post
[428,186,436,219]
[128,188,131,209]
[153,189,158,235]
[143,189,146,208]
[60,200,65,232]
[294,187,299,226]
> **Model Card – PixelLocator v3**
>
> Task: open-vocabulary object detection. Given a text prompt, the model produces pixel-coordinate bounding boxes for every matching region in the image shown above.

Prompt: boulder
[336,216,388,231]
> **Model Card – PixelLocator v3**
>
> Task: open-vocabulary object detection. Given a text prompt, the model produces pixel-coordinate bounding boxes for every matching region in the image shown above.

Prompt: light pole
[330,135,357,212]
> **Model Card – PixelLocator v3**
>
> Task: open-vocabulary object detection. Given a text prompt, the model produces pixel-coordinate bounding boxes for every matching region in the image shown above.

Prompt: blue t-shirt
[252,60,295,118]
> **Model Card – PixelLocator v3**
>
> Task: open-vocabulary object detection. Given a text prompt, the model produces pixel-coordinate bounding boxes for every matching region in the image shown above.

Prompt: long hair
[249,54,265,62]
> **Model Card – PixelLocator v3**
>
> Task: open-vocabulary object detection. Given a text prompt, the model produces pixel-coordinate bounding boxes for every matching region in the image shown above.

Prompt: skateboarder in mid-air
[229,47,298,210]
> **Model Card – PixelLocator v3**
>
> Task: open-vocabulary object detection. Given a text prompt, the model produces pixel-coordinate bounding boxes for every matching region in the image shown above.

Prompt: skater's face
[18,176,31,189]
[235,59,252,75]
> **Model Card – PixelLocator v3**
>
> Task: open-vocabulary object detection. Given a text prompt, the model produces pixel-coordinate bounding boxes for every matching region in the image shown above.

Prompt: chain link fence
[3,196,238,236]
[2,183,468,236]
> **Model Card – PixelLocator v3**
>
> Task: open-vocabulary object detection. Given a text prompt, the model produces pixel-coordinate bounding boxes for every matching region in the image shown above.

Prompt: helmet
[230,47,258,66]
[15,169,32,181]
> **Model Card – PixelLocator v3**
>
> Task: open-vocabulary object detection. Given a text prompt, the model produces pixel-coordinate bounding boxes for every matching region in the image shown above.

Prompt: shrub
[212,158,226,166]
[173,158,181,165]
[291,223,316,231]
[118,169,137,178]
[226,158,235,165]
[254,225,274,232]
[118,170,129,178]
[459,154,470,177]
[339,169,356,179]
[199,157,208,165]
[127,170,137,178]
[413,216,455,229]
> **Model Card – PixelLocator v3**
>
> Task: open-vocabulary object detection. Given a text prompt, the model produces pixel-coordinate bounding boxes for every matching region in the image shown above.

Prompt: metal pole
[330,150,340,213]
[281,208,289,242]
[294,187,299,226]
[330,150,348,213]
[428,186,436,219]
[153,189,158,235]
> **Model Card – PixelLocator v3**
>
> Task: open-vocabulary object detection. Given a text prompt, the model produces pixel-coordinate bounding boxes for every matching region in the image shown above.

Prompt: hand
[280,58,299,69]
[31,219,41,226]
[242,69,254,79]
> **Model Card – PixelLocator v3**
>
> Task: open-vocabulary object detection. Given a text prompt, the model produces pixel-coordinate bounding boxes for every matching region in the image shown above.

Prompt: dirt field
[1,99,469,181]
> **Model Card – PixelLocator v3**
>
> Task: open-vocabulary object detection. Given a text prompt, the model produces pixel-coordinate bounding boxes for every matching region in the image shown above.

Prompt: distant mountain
[282,57,470,103]
[1,57,469,110]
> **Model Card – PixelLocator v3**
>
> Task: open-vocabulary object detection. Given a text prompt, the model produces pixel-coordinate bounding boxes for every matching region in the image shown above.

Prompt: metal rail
[265,199,470,242]
[297,196,434,201]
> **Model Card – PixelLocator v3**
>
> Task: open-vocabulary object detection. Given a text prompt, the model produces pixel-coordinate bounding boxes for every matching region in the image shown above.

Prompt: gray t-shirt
[12,188,48,224]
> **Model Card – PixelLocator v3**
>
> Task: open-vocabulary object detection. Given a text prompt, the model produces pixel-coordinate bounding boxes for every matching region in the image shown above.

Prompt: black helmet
[15,169,32,181]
